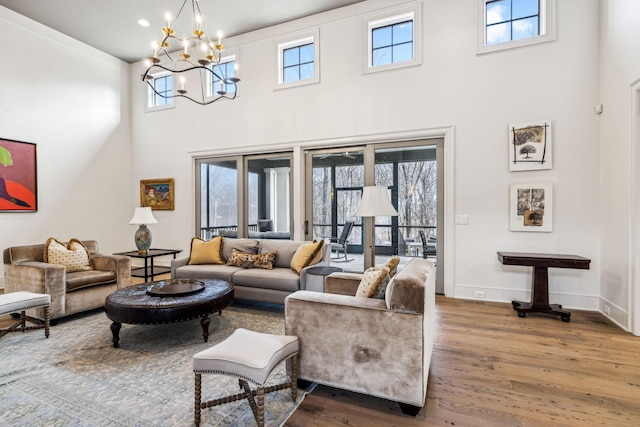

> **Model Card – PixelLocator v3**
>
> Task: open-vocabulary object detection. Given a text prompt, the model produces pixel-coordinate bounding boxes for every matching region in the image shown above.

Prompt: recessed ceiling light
[138,19,150,27]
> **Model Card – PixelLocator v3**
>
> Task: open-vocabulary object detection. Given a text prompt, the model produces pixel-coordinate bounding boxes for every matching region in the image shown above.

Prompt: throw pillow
[44,237,93,273]
[188,236,223,265]
[356,266,390,298]
[372,265,392,299]
[386,255,401,278]
[226,249,277,270]
[290,240,324,274]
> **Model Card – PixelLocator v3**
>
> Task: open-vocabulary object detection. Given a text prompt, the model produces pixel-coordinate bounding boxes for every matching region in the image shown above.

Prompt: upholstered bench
[193,328,299,427]
[0,291,51,339]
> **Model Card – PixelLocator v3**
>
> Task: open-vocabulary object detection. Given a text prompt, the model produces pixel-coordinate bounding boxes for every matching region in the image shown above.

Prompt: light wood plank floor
[285,296,640,427]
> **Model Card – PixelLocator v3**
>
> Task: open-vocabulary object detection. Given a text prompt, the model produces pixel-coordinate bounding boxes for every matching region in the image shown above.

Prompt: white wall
[599,0,640,331]
[0,7,132,284]
[130,1,602,310]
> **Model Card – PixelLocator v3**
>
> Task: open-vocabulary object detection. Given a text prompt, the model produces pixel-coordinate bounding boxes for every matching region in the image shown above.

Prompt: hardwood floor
[285,296,640,427]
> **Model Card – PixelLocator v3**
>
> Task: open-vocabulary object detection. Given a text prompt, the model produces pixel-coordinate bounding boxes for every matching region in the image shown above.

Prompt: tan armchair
[284,258,435,415]
[3,240,131,320]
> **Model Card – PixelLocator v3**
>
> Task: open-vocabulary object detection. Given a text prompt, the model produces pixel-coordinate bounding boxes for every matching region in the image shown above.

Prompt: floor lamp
[354,186,398,270]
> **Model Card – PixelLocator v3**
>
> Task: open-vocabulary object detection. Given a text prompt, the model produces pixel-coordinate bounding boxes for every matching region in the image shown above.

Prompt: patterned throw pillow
[44,237,93,273]
[356,266,390,298]
[290,240,324,274]
[188,236,223,265]
[226,249,277,270]
[372,265,392,299]
[386,256,401,278]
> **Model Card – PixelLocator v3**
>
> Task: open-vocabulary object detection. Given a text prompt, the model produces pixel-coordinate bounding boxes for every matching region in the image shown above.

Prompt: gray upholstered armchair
[284,258,435,415]
[3,240,131,320]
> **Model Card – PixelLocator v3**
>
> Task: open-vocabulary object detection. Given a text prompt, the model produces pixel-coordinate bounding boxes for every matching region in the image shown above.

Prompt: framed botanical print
[509,120,552,171]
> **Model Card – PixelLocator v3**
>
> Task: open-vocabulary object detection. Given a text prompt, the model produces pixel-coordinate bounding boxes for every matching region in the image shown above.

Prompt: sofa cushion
[44,237,93,273]
[259,240,304,268]
[174,264,242,282]
[188,236,223,265]
[232,268,301,292]
[226,249,277,270]
[356,266,390,298]
[66,270,117,292]
[290,240,324,274]
[222,238,259,261]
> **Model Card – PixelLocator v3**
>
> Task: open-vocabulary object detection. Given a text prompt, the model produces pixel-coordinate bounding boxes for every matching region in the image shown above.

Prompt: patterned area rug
[0,302,305,426]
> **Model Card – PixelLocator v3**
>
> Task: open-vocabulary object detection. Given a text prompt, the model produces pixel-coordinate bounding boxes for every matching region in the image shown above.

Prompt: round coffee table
[104,279,234,348]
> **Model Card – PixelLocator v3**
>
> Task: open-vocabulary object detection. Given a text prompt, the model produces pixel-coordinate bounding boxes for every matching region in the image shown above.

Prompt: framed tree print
[0,138,37,212]
[509,120,552,171]
[510,182,553,232]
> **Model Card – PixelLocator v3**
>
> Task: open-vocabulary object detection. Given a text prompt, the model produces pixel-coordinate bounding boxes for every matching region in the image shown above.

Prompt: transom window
[371,20,413,67]
[477,0,556,54]
[283,43,314,83]
[364,6,421,75]
[146,73,174,111]
[208,59,237,97]
[276,30,320,89]
[486,0,540,45]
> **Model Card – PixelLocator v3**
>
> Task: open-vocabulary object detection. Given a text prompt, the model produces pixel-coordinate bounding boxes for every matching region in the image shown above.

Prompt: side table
[497,251,591,322]
[305,266,344,292]
[114,249,182,282]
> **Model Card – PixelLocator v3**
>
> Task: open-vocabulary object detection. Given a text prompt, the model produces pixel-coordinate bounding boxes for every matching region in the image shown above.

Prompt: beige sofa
[3,240,131,320]
[171,237,330,304]
[284,258,435,415]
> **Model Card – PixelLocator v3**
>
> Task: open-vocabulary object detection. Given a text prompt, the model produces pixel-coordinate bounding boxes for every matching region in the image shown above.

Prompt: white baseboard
[599,297,628,331]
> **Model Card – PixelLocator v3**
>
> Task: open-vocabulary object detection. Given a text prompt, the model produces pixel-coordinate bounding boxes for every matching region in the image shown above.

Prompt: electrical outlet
[604,305,611,315]
[474,290,485,298]
[454,215,469,225]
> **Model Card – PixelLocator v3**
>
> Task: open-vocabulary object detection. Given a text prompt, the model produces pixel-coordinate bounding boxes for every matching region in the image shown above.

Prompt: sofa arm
[4,261,66,318]
[324,272,362,296]
[171,257,190,278]
[92,254,131,289]
[284,290,426,407]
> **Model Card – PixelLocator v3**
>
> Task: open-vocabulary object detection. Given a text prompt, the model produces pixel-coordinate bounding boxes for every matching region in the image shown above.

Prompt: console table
[114,249,182,282]
[497,251,591,322]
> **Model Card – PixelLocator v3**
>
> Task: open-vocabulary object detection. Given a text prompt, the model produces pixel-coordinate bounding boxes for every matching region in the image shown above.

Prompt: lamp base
[134,224,152,255]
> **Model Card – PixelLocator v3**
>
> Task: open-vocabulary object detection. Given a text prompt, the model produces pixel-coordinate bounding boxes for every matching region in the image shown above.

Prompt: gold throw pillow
[188,236,223,265]
[290,240,324,274]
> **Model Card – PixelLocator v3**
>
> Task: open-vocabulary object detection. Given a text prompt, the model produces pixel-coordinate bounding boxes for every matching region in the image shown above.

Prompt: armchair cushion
[44,237,93,272]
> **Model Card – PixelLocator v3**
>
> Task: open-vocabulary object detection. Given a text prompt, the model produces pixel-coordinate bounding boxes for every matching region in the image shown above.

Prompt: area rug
[0,303,306,426]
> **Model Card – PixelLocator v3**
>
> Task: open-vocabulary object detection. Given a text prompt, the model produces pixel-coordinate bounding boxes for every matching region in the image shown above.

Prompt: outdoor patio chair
[326,221,354,262]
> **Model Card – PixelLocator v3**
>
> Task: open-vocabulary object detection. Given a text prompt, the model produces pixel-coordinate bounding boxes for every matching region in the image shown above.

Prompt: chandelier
[141,0,240,106]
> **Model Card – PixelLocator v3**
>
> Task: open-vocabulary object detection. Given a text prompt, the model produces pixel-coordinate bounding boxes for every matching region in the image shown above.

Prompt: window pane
[156,78,166,92]
[393,42,413,63]
[299,44,314,63]
[283,47,299,67]
[372,47,392,66]
[513,0,539,19]
[199,161,238,239]
[486,22,511,45]
[372,26,392,49]
[393,21,413,44]
[513,16,539,40]
[283,66,299,83]
[486,0,511,25]
[300,63,314,80]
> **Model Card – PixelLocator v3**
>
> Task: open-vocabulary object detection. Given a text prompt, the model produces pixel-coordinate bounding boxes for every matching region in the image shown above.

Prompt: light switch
[454,215,469,225]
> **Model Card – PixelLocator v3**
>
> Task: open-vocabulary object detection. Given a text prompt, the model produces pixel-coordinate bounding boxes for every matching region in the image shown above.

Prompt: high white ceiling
[0,0,364,63]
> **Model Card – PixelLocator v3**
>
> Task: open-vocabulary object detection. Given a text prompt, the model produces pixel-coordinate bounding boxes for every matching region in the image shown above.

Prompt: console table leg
[110,321,121,348]
[201,316,210,342]
[511,265,571,321]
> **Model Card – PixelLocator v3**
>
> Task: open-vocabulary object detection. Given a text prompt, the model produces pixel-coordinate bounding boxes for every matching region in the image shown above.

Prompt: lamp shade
[129,207,158,225]
[353,186,399,217]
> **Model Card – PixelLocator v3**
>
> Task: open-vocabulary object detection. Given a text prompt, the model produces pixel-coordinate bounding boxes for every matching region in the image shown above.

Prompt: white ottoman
[0,291,51,339]
[193,328,299,427]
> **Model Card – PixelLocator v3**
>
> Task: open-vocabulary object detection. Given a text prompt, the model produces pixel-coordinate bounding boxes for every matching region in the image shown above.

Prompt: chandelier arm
[145,79,237,106]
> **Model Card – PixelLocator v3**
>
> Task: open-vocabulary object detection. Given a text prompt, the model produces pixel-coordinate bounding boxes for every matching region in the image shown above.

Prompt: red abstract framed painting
[0,138,37,212]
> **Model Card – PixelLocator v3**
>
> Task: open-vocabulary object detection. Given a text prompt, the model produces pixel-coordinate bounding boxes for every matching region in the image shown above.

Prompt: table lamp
[354,186,398,269]
[129,207,157,255]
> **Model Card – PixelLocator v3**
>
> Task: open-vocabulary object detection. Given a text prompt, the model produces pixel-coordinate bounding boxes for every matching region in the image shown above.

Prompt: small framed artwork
[0,138,37,212]
[509,120,552,171]
[510,182,553,232]
[140,178,174,210]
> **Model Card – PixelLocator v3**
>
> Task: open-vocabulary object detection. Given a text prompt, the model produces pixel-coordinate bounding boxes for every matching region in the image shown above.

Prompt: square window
[478,0,556,54]
[276,30,320,89]
[364,6,421,75]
